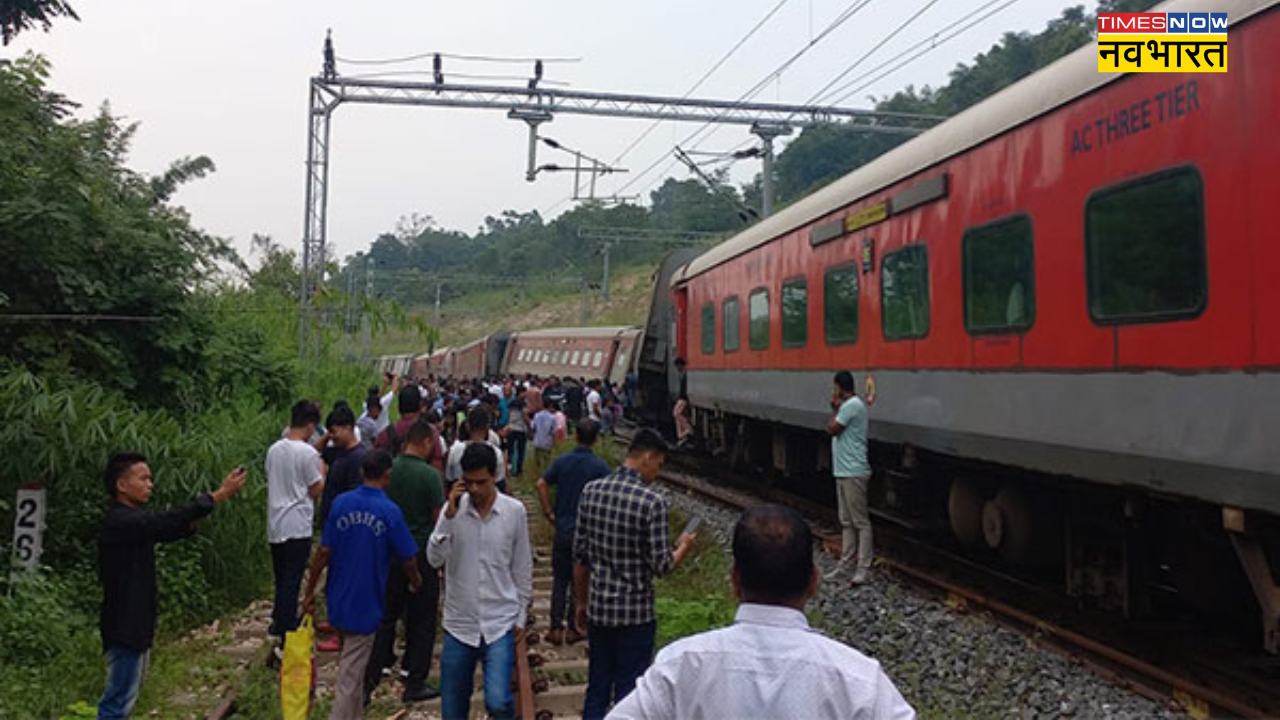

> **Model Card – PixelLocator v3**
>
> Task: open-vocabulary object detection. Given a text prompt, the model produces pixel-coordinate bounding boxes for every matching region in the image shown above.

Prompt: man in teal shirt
[826,371,872,585]
[364,419,446,703]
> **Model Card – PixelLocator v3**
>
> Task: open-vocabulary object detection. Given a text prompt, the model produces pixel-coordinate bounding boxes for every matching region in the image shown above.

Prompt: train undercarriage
[690,407,1280,654]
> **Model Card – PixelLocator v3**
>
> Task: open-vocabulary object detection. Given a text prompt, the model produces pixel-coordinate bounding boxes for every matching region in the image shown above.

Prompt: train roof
[673,0,1273,285]
[511,326,639,339]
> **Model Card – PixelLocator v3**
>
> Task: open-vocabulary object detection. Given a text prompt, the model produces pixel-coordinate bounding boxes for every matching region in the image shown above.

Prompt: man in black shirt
[98,453,246,718]
[563,377,584,422]
[317,405,367,529]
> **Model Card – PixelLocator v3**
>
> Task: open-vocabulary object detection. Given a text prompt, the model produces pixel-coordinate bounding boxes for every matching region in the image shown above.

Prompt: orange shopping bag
[280,614,315,720]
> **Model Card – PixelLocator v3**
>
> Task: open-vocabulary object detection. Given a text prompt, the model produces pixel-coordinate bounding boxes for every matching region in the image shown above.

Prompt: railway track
[639,444,1280,719]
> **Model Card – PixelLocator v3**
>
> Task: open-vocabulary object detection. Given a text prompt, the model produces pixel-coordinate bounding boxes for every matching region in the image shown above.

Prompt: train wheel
[949,477,986,548]
[985,486,1054,566]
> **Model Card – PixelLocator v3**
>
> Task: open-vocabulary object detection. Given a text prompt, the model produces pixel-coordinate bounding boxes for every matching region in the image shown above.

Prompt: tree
[0,0,77,45]
[0,55,240,403]
[246,234,299,297]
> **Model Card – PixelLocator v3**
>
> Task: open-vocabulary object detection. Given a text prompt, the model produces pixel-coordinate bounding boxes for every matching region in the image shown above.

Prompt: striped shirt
[573,466,674,627]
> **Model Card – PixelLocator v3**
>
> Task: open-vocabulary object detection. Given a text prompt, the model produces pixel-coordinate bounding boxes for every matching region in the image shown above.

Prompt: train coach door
[672,287,688,363]
[671,286,689,399]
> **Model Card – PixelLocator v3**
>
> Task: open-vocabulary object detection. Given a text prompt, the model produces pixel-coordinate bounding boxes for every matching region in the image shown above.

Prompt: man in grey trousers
[826,370,872,585]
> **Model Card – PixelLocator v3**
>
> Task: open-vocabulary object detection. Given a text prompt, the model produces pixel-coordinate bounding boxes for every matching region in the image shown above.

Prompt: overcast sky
[5,0,1089,263]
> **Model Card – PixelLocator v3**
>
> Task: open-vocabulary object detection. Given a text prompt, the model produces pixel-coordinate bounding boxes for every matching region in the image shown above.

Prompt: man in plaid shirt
[573,428,697,719]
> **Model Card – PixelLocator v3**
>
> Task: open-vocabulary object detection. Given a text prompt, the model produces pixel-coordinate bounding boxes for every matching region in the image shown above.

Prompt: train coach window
[782,278,808,348]
[571,350,581,366]
[1086,167,1206,323]
[881,245,930,340]
[723,296,740,352]
[824,263,859,344]
[749,288,770,350]
[963,215,1035,334]
[593,351,604,367]
[701,302,715,355]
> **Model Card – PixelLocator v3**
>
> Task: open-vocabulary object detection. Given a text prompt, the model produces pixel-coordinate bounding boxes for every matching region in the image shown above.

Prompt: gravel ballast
[655,483,1180,719]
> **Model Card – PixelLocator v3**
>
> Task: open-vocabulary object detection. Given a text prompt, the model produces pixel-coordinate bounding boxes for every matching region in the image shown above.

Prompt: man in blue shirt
[302,450,422,719]
[536,419,610,645]
[826,370,873,585]
[530,403,559,481]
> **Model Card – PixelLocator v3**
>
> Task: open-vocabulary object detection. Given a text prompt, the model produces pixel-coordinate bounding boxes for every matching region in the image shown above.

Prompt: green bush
[0,354,371,716]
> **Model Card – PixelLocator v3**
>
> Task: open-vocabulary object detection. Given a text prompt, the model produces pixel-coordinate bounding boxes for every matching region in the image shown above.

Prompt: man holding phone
[98,455,246,718]
[427,443,532,720]
[572,428,697,719]
[826,370,872,585]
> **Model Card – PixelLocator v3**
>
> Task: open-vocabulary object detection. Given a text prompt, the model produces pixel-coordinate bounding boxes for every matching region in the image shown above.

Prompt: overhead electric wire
[542,0,798,218]
[0,313,164,322]
[613,0,876,198]
[632,0,1020,201]
[335,52,581,66]
[342,70,571,86]
[804,0,943,106]
[823,0,1025,106]
[608,0,798,167]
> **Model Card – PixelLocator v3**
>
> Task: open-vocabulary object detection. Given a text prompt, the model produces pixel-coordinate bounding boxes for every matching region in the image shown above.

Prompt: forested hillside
[341,0,1156,314]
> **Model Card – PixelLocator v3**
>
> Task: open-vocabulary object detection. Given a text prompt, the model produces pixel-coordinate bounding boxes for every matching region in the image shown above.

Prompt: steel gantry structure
[299,35,946,355]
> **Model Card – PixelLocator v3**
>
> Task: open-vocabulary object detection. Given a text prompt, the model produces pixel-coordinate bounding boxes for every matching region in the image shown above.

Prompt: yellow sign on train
[844,202,888,233]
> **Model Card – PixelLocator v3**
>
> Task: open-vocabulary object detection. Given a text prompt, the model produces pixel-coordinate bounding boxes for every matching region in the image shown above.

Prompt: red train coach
[671,0,1279,648]
[504,326,642,385]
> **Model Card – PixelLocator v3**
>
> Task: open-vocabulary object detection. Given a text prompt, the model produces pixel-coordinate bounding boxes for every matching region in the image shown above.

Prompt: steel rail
[646,459,1278,719]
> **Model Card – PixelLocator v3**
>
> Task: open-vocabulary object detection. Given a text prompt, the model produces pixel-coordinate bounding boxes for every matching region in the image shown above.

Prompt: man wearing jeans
[535,419,610,645]
[265,400,325,648]
[98,454,246,718]
[573,429,696,719]
[826,370,873,585]
[428,443,532,720]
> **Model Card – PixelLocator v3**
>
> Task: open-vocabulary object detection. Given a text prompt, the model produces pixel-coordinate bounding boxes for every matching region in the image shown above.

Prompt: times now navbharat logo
[1097,12,1227,73]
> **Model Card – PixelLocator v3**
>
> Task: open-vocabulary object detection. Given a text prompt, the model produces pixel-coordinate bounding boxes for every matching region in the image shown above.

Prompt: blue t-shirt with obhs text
[322,484,418,634]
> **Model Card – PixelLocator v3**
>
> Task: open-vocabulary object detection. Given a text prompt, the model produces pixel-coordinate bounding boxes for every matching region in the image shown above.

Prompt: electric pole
[600,241,613,303]
[361,257,373,359]
[752,122,793,217]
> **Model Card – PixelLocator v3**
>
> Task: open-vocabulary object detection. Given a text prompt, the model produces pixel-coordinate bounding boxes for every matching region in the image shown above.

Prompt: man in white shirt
[357,376,398,447]
[607,504,915,720]
[445,405,507,493]
[586,380,603,423]
[264,400,325,646]
[427,443,532,720]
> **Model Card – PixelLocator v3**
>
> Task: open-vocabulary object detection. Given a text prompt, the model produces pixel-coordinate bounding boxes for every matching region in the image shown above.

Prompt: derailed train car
[503,326,642,385]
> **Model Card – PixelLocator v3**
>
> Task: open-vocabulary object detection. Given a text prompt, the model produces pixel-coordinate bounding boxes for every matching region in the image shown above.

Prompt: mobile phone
[236,465,246,473]
[682,515,702,537]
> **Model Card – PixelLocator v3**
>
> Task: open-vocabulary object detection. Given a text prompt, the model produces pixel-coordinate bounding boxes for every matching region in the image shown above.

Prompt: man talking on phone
[427,443,532,720]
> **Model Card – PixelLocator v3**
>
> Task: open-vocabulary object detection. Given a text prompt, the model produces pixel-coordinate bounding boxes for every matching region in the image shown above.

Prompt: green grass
[229,662,281,719]
[654,504,736,648]
[132,623,245,717]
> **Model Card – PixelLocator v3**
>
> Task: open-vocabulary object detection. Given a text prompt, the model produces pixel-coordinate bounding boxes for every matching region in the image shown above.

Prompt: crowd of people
[96,368,910,719]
